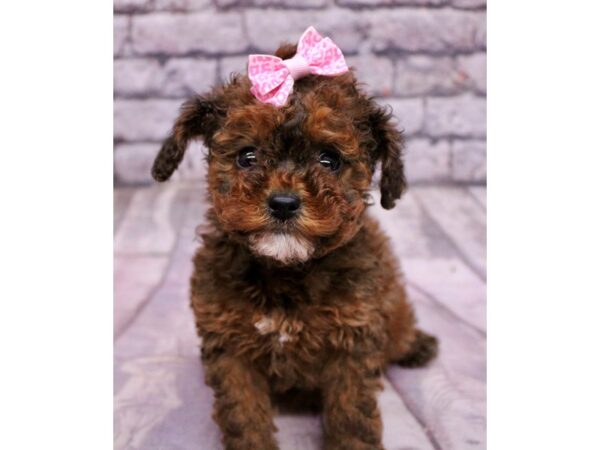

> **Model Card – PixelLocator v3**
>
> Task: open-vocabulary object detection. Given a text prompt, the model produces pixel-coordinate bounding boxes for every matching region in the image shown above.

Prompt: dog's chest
[195,260,383,389]
[248,308,320,352]
[253,315,294,345]
[247,308,332,389]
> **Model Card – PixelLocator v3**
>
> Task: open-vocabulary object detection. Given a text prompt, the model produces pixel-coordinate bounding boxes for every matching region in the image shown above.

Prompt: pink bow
[247,26,349,107]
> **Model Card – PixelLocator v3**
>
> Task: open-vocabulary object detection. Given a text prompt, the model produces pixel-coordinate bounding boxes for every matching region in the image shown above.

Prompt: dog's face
[152,45,405,265]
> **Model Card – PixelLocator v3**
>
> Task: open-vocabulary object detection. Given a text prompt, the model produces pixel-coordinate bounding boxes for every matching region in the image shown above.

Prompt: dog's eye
[318,151,341,171]
[237,147,257,168]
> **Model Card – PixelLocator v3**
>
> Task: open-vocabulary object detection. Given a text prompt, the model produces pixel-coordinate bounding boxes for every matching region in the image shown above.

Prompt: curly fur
[152,42,437,450]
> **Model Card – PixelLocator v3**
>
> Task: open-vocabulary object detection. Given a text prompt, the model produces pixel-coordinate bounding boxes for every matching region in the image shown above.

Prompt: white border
[489,2,600,449]
[0,1,112,448]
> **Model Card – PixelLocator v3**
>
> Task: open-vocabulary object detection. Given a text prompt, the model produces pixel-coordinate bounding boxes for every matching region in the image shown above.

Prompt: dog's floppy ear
[368,103,406,209]
[152,95,222,182]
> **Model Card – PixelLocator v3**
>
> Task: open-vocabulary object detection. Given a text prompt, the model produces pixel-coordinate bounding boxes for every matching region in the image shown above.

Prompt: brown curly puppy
[151,42,438,450]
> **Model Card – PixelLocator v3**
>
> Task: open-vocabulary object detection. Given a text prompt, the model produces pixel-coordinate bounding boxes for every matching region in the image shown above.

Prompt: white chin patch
[249,233,314,264]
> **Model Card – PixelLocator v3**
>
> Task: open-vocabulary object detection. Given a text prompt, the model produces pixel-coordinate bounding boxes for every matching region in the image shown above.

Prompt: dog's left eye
[237,147,257,168]
[319,151,341,171]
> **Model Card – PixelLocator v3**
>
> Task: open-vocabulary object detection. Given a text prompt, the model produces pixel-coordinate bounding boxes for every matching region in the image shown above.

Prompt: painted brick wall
[114,0,486,185]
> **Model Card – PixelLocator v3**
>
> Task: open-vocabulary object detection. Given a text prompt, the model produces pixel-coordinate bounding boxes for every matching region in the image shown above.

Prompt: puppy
[152,27,437,450]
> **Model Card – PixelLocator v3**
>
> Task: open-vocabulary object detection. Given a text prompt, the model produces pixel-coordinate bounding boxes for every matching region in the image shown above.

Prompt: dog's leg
[384,297,438,368]
[203,351,278,450]
[321,355,385,450]
[394,328,438,368]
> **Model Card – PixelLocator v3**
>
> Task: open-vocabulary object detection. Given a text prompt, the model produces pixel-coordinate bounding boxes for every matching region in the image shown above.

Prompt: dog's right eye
[237,147,257,168]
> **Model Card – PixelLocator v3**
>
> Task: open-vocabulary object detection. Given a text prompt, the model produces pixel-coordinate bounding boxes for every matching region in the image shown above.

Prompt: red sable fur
[152,43,438,450]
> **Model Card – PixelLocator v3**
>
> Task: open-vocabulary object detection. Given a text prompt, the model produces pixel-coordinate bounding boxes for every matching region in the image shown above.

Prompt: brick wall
[114,0,486,185]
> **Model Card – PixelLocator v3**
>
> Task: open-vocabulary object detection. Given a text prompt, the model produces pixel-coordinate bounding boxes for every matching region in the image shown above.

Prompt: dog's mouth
[248,232,315,265]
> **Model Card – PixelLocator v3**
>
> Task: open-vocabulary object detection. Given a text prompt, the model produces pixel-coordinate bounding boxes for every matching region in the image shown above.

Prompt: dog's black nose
[268,194,301,221]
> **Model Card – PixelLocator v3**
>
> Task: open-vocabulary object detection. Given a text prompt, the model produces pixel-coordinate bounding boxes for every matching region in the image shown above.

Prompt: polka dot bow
[247,26,349,107]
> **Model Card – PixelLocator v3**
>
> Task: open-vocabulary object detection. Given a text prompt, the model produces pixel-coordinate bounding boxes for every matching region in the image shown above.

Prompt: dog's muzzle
[268,194,301,221]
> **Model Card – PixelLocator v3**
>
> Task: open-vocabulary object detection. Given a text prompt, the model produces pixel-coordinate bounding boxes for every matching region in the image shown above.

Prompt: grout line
[114,188,192,341]
[412,190,487,282]
[112,50,488,62]
[466,187,486,212]
[383,372,443,450]
[114,251,171,257]
[114,4,486,15]
[113,189,135,237]
[407,279,486,338]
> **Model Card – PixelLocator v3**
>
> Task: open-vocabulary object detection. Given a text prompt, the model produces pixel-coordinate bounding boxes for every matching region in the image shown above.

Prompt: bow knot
[248,26,349,107]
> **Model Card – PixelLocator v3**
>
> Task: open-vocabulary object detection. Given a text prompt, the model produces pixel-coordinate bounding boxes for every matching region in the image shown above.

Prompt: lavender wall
[114,0,486,185]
